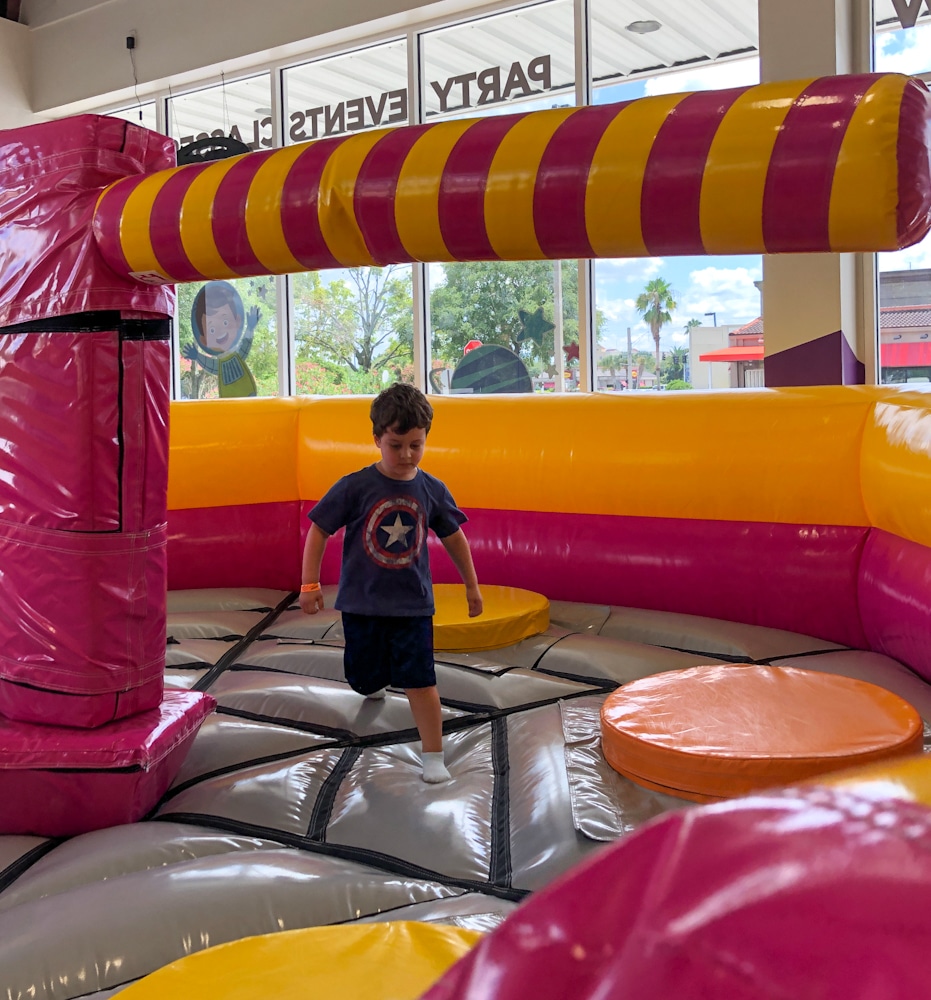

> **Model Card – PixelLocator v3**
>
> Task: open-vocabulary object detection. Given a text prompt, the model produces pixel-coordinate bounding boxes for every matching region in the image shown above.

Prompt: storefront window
[283,39,408,142]
[290,265,414,394]
[167,75,280,398]
[874,1,931,385]
[178,276,278,399]
[589,1,761,391]
[283,42,413,394]
[420,0,579,394]
[167,73,274,152]
[106,103,158,131]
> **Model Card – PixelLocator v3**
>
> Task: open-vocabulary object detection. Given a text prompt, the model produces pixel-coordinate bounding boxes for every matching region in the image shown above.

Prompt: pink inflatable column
[0,116,175,726]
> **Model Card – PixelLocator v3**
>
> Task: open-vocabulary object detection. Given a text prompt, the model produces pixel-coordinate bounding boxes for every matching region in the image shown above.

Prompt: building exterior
[695,270,931,387]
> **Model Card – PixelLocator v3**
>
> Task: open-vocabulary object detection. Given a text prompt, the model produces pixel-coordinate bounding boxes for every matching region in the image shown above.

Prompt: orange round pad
[432,583,549,652]
[600,664,923,801]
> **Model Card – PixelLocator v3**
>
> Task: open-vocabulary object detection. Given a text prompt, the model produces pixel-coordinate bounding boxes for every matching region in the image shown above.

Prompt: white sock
[421,751,451,783]
[365,687,387,700]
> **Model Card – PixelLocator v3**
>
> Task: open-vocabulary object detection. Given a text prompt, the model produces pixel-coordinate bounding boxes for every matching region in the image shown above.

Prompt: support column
[758,0,874,385]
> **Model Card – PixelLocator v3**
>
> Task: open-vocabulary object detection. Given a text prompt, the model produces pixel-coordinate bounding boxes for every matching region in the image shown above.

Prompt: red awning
[698,346,765,362]
[697,343,930,366]
[881,341,931,367]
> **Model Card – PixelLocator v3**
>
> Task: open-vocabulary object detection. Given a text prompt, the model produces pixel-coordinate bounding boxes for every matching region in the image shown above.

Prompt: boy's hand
[466,585,483,618]
[300,590,325,615]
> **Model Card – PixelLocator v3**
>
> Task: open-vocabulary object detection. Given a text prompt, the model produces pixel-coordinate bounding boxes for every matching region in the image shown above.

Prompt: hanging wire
[221,71,231,136]
[128,38,143,120]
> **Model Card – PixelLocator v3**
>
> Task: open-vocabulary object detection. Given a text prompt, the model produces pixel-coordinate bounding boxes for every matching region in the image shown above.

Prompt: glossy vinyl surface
[0,331,171,723]
[0,589,927,995]
[423,785,931,1000]
[0,115,175,326]
[600,664,923,799]
[167,501,302,591]
[859,528,931,683]
[93,74,931,282]
[120,922,481,999]
[861,395,931,549]
[0,691,216,837]
[432,584,549,652]
[295,391,873,526]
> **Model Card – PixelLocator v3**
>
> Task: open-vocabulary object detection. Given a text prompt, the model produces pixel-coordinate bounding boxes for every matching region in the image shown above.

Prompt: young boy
[299,383,483,783]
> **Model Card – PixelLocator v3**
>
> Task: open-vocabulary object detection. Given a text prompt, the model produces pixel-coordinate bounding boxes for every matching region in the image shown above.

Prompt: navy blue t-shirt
[309,464,467,616]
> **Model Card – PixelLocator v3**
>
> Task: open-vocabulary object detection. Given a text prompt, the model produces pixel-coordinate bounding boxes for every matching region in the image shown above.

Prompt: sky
[589,23,931,355]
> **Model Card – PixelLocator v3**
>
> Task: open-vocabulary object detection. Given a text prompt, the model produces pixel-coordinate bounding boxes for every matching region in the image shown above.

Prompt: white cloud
[875,24,931,74]
[594,257,663,283]
[678,265,763,324]
[594,259,763,351]
[642,57,760,98]
[878,233,931,273]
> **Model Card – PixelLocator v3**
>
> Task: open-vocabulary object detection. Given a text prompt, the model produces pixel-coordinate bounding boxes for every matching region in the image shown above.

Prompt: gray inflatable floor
[2,587,929,998]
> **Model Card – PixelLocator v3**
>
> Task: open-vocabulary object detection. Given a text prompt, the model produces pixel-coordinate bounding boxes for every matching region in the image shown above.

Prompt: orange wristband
[300,582,322,593]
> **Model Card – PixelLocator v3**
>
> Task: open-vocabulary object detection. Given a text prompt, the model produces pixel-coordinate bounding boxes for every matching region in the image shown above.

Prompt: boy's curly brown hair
[370,383,433,437]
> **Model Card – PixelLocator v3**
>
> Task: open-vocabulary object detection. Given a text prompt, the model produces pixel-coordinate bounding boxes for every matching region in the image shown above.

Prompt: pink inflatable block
[168,501,302,591]
[0,115,174,327]
[0,327,170,726]
[859,528,931,683]
[424,785,931,999]
[428,507,869,649]
[0,116,178,727]
[0,690,215,837]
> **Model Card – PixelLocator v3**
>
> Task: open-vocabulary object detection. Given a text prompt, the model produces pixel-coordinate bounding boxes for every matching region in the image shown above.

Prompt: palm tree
[664,345,689,382]
[635,278,677,388]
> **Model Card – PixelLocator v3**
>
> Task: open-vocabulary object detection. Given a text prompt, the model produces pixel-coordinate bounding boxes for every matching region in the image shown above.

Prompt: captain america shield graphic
[363,496,426,569]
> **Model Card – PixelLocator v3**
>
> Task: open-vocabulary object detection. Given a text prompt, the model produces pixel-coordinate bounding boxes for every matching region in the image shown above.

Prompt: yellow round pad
[120,922,482,1000]
[600,664,923,802]
[432,583,549,652]
[818,754,931,806]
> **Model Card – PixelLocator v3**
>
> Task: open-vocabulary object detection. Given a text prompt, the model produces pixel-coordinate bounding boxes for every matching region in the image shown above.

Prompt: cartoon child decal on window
[184,281,259,397]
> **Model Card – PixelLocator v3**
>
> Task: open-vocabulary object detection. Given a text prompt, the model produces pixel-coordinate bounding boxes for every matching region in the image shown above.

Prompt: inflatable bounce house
[0,71,930,997]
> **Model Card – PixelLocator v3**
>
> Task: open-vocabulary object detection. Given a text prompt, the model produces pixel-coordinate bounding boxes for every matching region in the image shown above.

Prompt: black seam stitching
[307,746,362,841]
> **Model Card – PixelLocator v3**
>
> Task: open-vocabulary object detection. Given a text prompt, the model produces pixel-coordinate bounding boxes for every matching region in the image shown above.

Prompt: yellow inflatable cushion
[120,921,481,1000]
[433,583,549,652]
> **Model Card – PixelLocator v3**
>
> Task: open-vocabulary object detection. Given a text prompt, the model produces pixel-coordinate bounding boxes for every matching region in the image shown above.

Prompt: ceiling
[13,0,931,140]
[153,0,764,143]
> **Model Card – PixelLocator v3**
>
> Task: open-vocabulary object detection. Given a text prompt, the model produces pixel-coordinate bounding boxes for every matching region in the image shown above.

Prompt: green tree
[635,278,677,388]
[291,265,413,394]
[632,350,655,388]
[430,260,602,382]
[661,345,689,383]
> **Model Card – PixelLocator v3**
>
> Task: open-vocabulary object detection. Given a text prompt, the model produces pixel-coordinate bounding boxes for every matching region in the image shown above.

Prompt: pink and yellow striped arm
[93,73,931,284]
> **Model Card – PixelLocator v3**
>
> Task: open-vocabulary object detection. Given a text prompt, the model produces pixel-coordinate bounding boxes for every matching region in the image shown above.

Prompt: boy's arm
[440,528,483,617]
[300,522,330,615]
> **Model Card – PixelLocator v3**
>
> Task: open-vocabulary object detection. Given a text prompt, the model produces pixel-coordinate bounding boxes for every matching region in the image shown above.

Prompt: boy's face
[374,425,427,481]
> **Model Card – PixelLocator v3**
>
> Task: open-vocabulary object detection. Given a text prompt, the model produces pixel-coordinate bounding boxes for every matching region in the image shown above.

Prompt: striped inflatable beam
[94,73,931,284]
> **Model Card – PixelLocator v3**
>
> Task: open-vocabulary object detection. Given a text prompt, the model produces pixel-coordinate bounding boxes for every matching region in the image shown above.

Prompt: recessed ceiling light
[626,19,661,33]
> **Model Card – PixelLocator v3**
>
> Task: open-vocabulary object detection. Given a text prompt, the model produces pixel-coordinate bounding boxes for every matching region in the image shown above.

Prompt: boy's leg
[405,685,443,752]
[407,686,451,783]
[389,617,450,782]
[341,612,391,697]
